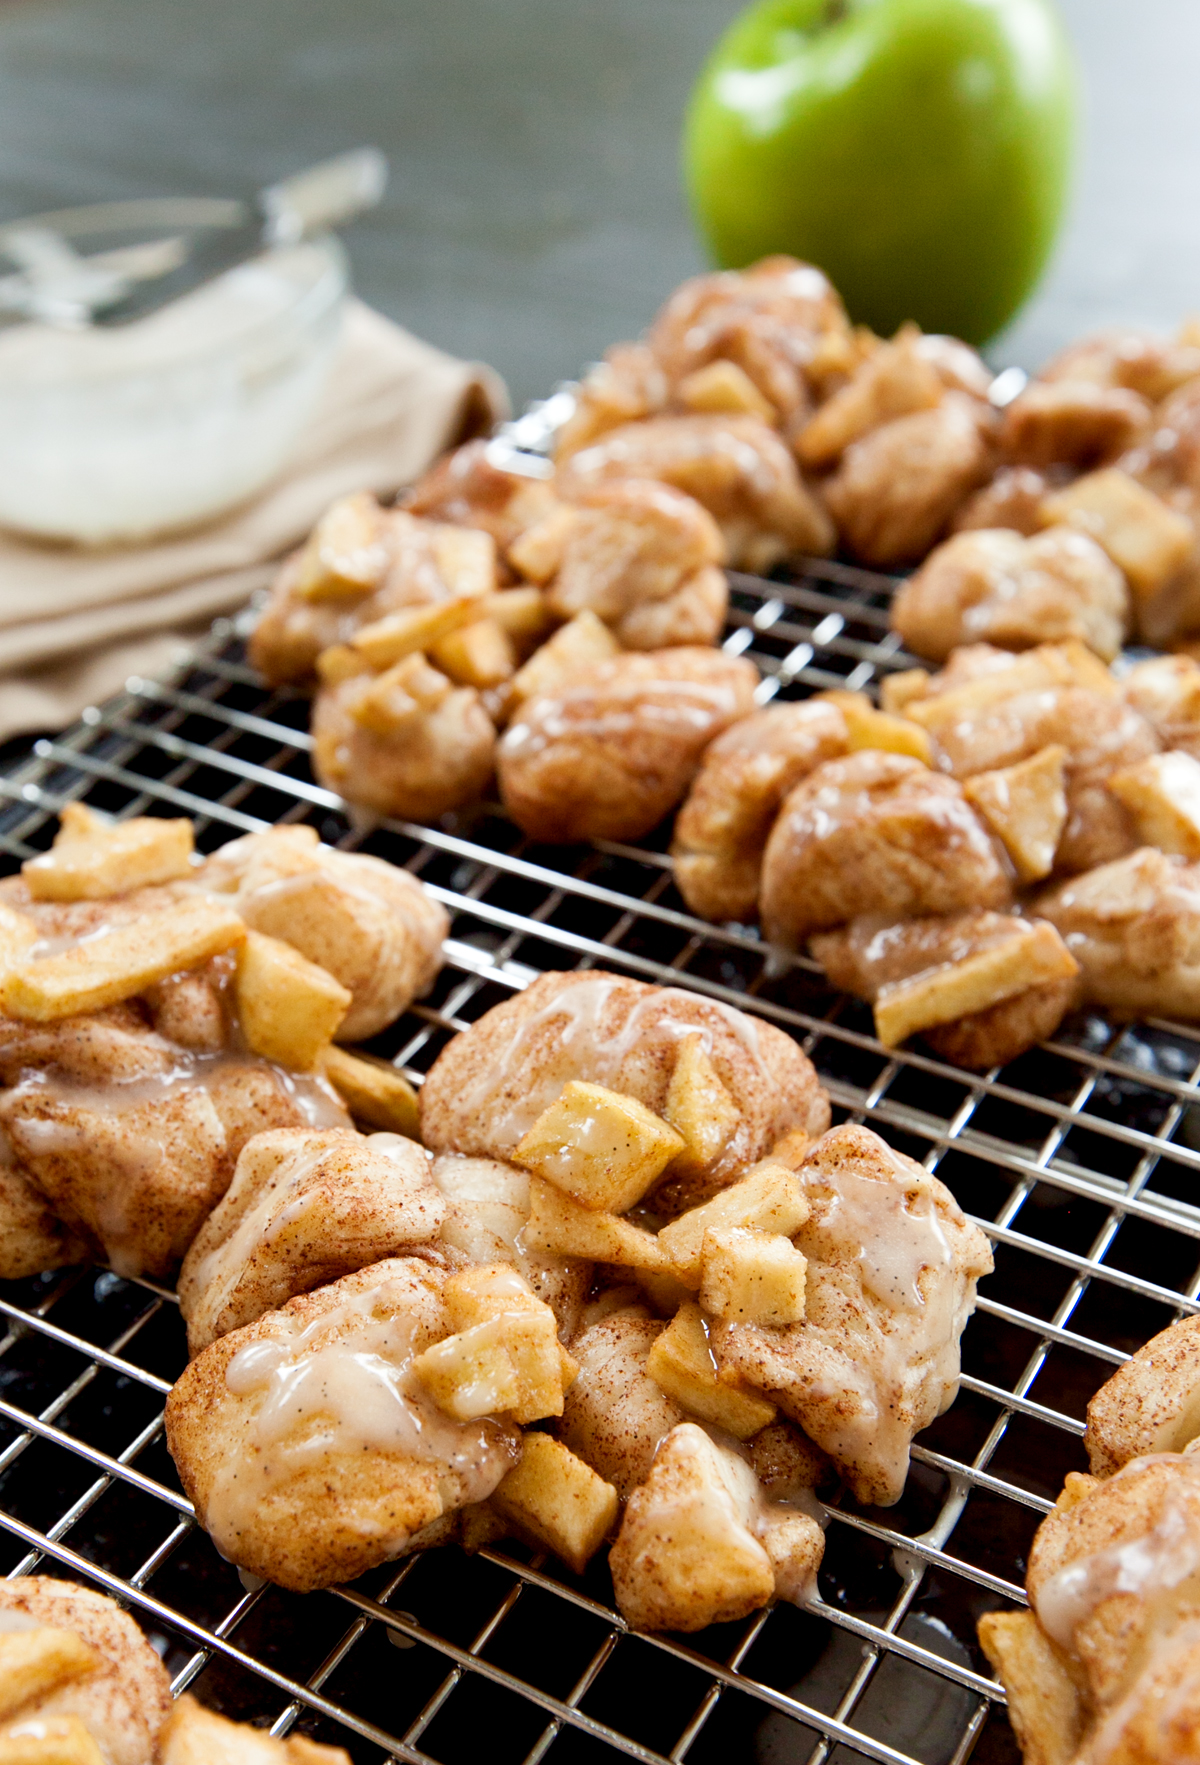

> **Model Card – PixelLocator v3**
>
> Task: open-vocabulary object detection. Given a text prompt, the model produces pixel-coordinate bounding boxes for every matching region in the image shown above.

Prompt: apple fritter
[512,478,728,650]
[497,646,758,844]
[609,1422,824,1632]
[1035,845,1200,1020]
[166,1257,522,1592]
[417,969,830,1212]
[892,527,1129,663]
[201,826,447,1040]
[672,699,849,923]
[820,393,994,566]
[555,413,834,573]
[179,1127,447,1355]
[759,749,1011,948]
[710,1124,992,1506]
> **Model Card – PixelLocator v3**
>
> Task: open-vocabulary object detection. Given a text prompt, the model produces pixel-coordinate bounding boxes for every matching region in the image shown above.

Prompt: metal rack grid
[0,556,1197,1765]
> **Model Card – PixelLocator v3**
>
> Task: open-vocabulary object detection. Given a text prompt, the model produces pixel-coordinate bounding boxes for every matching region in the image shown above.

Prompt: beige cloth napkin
[0,299,509,741]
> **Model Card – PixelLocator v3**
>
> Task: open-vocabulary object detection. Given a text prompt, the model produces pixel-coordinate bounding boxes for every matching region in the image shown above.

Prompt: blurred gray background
[0,0,1193,412]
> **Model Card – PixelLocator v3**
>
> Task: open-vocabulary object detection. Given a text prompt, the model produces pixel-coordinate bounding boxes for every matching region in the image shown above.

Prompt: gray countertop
[0,0,1192,412]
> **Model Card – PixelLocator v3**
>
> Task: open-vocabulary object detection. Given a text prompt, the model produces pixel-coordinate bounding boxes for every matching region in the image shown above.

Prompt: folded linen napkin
[0,299,509,741]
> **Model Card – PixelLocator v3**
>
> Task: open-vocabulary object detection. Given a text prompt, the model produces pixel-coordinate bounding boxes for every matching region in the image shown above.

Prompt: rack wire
[1,553,1198,1765]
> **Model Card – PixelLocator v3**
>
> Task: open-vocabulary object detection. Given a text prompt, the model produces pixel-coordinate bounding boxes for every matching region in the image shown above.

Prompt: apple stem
[824,0,847,21]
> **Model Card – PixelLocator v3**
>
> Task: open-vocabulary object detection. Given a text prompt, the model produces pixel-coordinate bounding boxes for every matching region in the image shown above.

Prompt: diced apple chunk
[484,586,552,647]
[512,1080,684,1212]
[507,505,578,584]
[818,691,933,764]
[663,1033,741,1176]
[490,1432,619,1575]
[439,1263,576,1424]
[907,643,1116,733]
[23,814,194,901]
[700,1227,807,1326]
[348,652,454,737]
[430,524,498,600]
[431,617,516,688]
[1041,469,1194,599]
[964,744,1069,883]
[676,360,776,422]
[0,1626,97,1722]
[321,1045,419,1138]
[413,1319,524,1420]
[873,919,1080,1050]
[509,611,620,703]
[656,1163,809,1287]
[646,1302,777,1438]
[235,931,352,1071]
[0,903,38,973]
[2,899,245,1023]
[525,1178,670,1270]
[294,492,389,601]
[351,594,489,670]
[1108,750,1200,858]
[0,1712,106,1763]
[879,670,931,715]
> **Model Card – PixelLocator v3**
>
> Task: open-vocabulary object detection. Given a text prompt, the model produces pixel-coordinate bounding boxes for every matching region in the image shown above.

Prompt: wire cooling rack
[1,555,1199,1765]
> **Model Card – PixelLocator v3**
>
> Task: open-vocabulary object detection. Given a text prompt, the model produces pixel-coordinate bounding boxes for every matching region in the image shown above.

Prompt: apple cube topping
[414,1264,577,1426]
[235,930,352,1072]
[346,653,454,737]
[525,1177,670,1270]
[0,1712,106,1763]
[508,610,620,705]
[22,805,195,902]
[1108,750,1200,859]
[873,918,1080,1050]
[676,360,776,423]
[293,492,390,602]
[646,1301,777,1438]
[2,898,245,1024]
[512,1080,684,1213]
[656,1162,809,1287]
[431,617,516,689]
[963,743,1069,883]
[0,1626,97,1723]
[1041,469,1194,598]
[321,1045,419,1139]
[816,689,933,765]
[490,1431,619,1576]
[663,1033,741,1176]
[699,1226,807,1327]
[350,594,490,673]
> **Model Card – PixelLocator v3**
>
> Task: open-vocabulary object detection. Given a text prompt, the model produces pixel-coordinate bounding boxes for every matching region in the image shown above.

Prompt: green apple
[684,0,1078,344]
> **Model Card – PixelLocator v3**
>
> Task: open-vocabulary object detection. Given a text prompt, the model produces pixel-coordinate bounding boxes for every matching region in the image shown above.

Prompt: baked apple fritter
[672,699,849,923]
[711,1124,993,1507]
[892,527,1130,663]
[759,749,1012,949]
[418,969,830,1211]
[497,646,757,843]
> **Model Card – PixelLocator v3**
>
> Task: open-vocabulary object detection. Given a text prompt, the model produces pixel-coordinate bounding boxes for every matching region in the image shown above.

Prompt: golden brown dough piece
[906,646,1159,877]
[672,700,849,923]
[1036,846,1200,1021]
[558,1305,685,1498]
[1086,1314,1200,1475]
[999,380,1151,469]
[0,1577,172,1765]
[759,750,1011,948]
[952,466,1055,537]
[609,1422,825,1632]
[813,910,1081,1070]
[646,256,850,433]
[1039,324,1200,400]
[201,826,446,1040]
[311,658,496,822]
[166,1257,521,1592]
[159,1694,351,1763]
[249,501,497,686]
[431,1153,590,1340]
[892,528,1130,663]
[711,1123,992,1506]
[794,322,985,469]
[418,969,830,1211]
[402,437,560,561]
[556,344,669,458]
[511,479,728,651]
[556,414,834,573]
[497,646,757,844]
[179,1127,447,1355]
[0,1156,87,1281]
[820,393,994,567]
